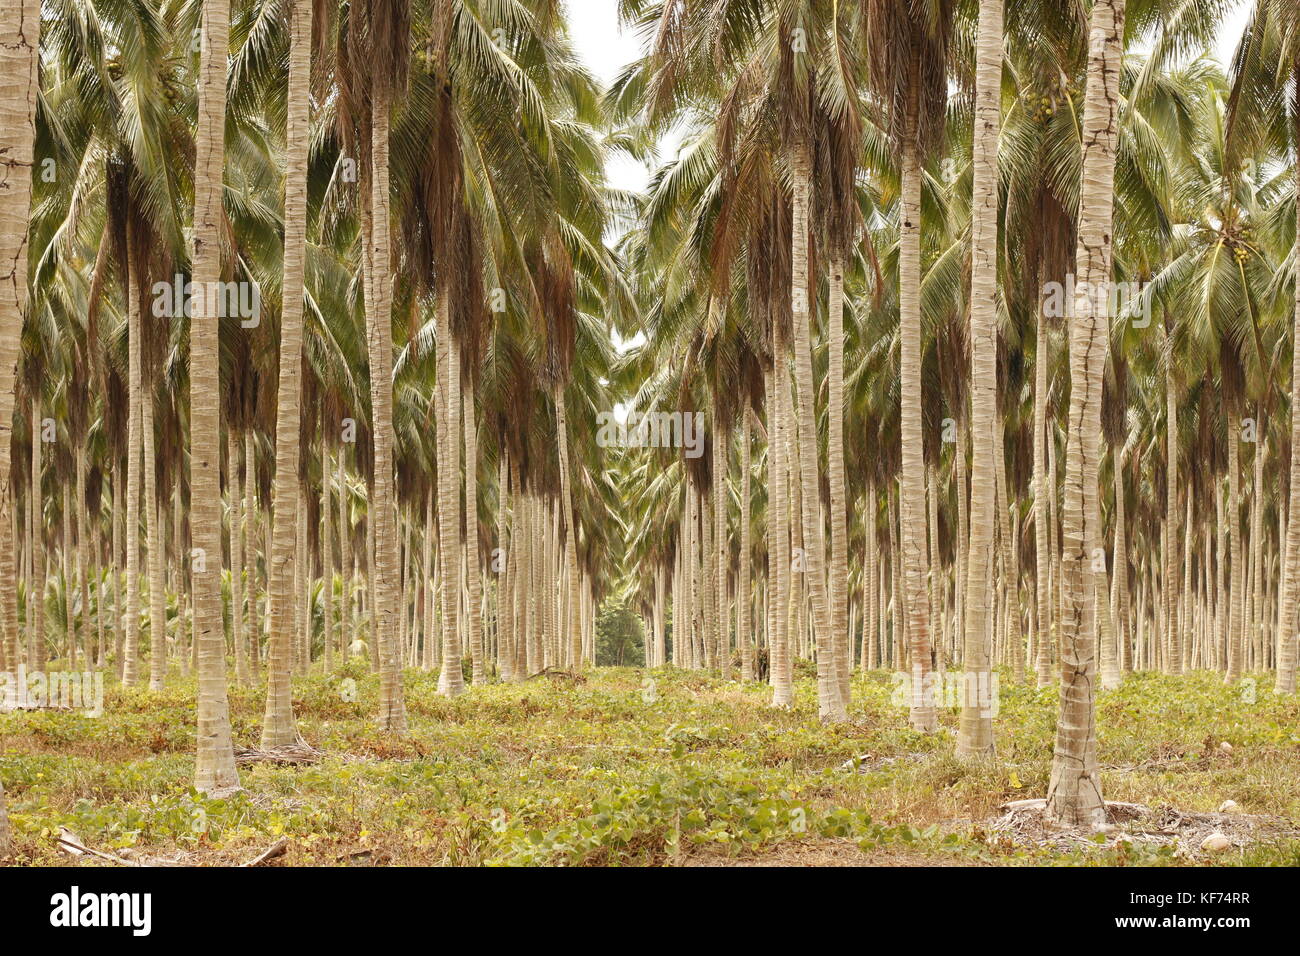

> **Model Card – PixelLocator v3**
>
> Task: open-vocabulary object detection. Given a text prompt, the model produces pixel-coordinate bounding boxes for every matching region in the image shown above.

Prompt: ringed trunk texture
[957,0,1003,759]
[0,0,41,753]
[769,363,793,706]
[789,138,846,722]
[1164,326,1181,674]
[1114,450,1132,675]
[828,253,850,705]
[738,410,753,681]
[899,92,936,732]
[123,249,141,685]
[261,0,313,746]
[1033,297,1054,687]
[1275,79,1300,694]
[1226,421,1244,683]
[714,421,729,679]
[369,80,408,731]
[1046,0,1125,829]
[231,433,248,685]
[557,388,582,670]
[144,380,165,689]
[464,381,485,683]
[191,0,240,792]
[436,290,464,695]
[29,398,45,674]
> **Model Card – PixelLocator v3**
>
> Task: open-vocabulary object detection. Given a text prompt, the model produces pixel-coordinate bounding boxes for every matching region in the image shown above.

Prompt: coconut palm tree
[191,0,241,793]
[864,0,955,732]
[0,0,42,843]
[261,0,314,746]
[1046,0,1127,829]
[1227,0,1300,693]
[957,0,1004,760]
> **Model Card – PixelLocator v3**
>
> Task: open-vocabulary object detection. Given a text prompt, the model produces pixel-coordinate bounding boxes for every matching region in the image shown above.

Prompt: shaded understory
[2,664,1298,866]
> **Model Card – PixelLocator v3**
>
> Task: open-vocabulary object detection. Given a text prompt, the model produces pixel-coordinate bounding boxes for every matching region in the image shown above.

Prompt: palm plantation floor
[2,666,1298,866]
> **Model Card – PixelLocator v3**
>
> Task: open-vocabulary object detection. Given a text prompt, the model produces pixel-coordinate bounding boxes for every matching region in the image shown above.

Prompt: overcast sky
[565,1,651,194]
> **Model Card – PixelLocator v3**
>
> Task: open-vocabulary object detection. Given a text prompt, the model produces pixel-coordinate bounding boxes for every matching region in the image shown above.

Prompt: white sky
[566,1,653,194]
[1214,0,1252,69]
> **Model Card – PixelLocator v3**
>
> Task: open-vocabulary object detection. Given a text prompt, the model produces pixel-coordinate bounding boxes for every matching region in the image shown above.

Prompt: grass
[2,662,1299,866]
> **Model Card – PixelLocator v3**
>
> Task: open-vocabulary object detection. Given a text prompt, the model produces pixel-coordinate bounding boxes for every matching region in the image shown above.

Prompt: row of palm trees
[0,0,1298,842]
[614,0,1300,828]
[0,0,629,822]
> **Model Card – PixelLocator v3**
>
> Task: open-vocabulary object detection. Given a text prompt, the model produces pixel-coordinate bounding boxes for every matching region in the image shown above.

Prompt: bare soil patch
[678,837,987,867]
[990,798,1299,858]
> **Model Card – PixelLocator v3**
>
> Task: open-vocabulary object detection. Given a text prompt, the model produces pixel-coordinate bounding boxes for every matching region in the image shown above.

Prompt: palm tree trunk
[230,433,248,685]
[547,503,559,667]
[421,485,435,671]
[866,478,879,669]
[890,486,906,669]
[1095,477,1119,688]
[656,562,668,667]
[397,512,409,667]
[339,451,352,661]
[494,453,509,678]
[1190,494,1196,671]
[26,464,34,661]
[898,85,936,732]
[1033,293,1054,687]
[435,290,463,694]
[172,480,187,677]
[524,491,540,674]
[707,475,720,670]
[1163,325,1181,674]
[296,478,310,672]
[1226,422,1245,682]
[0,1,39,845]
[94,507,105,668]
[191,0,240,792]
[1249,414,1264,670]
[738,410,753,681]
[828,252,851,703]
[1050,426,1063,669]
[463,381,486,682]
[30,399,45,673]
[323,449,334,671]
[144,378,165,689]
[112,470,124,672]
[261,2,312,746]
[117,290,138,689]
[508,480,523,676]
[75,449,89,665]
[955,427,968,659]
[1046,0,1125,828]
[553,385,583,672]
[788,138,844,720]
[997,444,1025,683]
[62,483,75,668]
[1114,450,1132,674]
[1277,80,1300,691]
[713,419,729,678]
[244,432,259,673]
[769,363,793,705]
[367,78,408,730]
[1216,481,1227,669]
